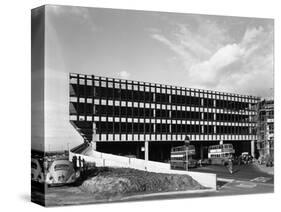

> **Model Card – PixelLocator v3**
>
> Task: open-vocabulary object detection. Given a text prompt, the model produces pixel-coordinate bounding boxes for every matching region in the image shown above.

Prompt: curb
[217,178,235,183]
[121,188,217,200]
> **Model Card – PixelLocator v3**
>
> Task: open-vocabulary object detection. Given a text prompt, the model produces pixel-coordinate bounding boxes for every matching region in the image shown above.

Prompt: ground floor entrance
[96,140,255,162]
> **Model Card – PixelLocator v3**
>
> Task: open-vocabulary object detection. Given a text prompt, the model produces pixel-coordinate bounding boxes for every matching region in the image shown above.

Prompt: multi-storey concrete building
[256,99,274,160]
[69,73,259,162]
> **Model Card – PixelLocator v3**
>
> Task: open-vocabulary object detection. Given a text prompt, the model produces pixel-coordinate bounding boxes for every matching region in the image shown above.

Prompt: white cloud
[189,44,245,86]
[117,70,131,79]
[151,21,273,97]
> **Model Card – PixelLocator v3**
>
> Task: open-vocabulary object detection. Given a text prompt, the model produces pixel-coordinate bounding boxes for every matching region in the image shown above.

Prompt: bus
[170,145,197,170]
[208,144,235,165]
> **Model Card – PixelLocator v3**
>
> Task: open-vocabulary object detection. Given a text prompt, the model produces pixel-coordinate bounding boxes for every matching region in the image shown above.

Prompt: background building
[69,73,259,162]
[256,99,274,161]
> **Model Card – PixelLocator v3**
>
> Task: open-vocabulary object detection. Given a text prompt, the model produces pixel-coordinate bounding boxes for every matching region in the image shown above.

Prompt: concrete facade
[256,99,274,160]
[69,73,259,161]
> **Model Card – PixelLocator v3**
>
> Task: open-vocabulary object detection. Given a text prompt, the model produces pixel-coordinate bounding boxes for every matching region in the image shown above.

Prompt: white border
[0,0,279,211]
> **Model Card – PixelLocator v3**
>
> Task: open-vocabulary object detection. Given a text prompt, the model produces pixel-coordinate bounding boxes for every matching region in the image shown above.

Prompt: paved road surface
[191,163,274,184]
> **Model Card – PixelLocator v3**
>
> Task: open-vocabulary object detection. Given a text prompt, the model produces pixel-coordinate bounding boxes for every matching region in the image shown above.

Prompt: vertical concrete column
[145,140,149,161]
[200,143,204,159]
[92,122,97,150]
[251,140,255,157]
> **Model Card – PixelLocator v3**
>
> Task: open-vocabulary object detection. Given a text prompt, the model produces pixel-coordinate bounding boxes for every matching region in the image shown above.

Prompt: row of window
[70,84,251,110]
[70,103,251,122]
[88,122,251,135]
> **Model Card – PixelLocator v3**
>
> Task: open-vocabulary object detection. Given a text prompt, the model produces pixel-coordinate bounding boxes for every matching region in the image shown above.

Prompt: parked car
[200,158,211,166]
[45,159,80,186]
[188,158,198,168]
[31,158,44,183]
[265,155,274,167]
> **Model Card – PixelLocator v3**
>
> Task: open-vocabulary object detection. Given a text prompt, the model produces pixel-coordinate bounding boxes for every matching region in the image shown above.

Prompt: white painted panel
[87,98,92,104]
[128,134,132,140]
[70,115,77,121]
[101,134,106,141]
[145,135,150,141]
[108,134,113,141]
[70,96,78,102]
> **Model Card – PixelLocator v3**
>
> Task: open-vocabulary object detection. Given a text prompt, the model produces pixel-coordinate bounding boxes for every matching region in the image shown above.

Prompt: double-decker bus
[208,144,235,165]
[170,145,197,170]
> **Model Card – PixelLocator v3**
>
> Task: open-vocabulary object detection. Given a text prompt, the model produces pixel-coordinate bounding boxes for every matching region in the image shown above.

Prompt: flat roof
[69,73,260,99]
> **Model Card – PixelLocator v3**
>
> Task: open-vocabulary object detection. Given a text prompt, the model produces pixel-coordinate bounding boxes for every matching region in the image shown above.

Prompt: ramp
[69,143,217,189]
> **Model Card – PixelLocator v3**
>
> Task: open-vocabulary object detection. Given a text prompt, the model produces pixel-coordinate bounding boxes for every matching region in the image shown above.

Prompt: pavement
[121,163,274,202]
[191,163,274,184]
[252,161,274,175]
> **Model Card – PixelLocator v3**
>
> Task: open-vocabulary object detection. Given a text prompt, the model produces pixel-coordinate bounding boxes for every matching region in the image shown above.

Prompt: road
[192,163,274,184]
[34,164,273,206]
[122,163,274,202]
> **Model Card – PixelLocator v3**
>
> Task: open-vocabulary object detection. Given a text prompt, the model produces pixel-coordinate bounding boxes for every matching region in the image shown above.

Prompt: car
[188,158,198,168]
[45,159,80,186]
[31,158,44,183]
[200,158,211,166]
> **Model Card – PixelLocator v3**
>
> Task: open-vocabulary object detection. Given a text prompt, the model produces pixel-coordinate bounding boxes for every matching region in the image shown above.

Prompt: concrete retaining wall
[69,150,217,189]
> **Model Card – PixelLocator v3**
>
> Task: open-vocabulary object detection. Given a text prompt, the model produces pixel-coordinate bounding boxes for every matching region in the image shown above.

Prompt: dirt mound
[80,167,204,200]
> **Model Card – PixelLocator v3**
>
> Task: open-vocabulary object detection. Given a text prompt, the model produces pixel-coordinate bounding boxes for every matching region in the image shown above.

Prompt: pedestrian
[238,155,242,166]
[228,157,233,174]
[198,159,202,167]
[72,155,77,171]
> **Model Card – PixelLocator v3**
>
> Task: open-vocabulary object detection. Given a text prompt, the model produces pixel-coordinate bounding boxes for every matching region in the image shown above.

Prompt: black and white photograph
[31,4,274,207]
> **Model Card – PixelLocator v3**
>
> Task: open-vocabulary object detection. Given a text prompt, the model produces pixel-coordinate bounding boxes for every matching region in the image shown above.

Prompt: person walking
[228,157,233,174]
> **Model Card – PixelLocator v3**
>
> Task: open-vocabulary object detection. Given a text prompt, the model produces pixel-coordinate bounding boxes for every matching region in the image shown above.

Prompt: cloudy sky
[40,5,274,151]
[46,5,274,97]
